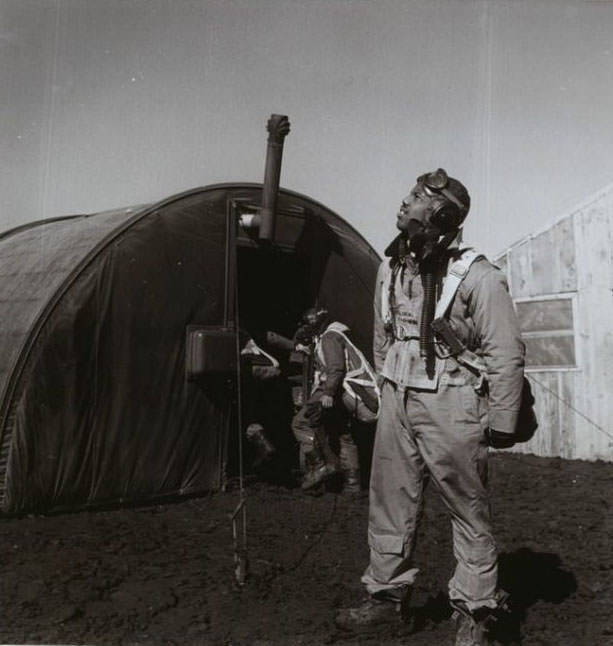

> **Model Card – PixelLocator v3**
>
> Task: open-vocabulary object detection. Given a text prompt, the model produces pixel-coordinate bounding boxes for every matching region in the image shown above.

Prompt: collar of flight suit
[383,231,463,264]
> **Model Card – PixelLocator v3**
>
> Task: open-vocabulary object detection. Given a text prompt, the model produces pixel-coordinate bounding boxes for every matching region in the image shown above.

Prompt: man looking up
[336,168,525,646]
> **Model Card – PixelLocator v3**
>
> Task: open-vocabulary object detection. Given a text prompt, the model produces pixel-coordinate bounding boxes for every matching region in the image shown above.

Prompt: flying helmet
[295,307,329,345]
[417,168,470,232]
[405,168,471,261]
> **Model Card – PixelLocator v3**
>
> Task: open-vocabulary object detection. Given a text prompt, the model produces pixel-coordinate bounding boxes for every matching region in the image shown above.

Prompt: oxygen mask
[405,217,443,262]
[397,168,470,264]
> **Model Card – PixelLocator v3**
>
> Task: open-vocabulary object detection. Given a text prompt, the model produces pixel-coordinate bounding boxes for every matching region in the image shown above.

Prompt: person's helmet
[301,307,329,329]
[402,168,470,262]
[295,307,329,344]
[416,168,470,233]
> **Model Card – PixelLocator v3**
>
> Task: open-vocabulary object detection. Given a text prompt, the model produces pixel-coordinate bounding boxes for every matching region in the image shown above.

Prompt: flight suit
[364,243,524,612]
[292,323,359,487]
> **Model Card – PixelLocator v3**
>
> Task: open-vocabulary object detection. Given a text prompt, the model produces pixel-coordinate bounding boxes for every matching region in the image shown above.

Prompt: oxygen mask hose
[420,270,437,379]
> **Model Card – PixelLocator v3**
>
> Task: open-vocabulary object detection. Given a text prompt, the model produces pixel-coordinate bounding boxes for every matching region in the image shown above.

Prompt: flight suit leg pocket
[369,532,406,556]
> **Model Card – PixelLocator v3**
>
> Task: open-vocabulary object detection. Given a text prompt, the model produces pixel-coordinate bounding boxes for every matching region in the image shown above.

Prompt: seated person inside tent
[291,307,380,494]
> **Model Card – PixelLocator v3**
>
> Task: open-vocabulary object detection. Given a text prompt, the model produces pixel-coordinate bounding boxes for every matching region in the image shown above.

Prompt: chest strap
[434,248,482,319]
[430,248,487,384]
[382,248,483,335]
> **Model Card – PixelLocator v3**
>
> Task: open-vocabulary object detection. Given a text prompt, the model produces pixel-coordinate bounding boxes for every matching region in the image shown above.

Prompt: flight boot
[335,587,411,633]
[339,434,361,494]
[451,591,509,646]
[342,468,361,494]
[453,607,492,646]
[301,451,339,491]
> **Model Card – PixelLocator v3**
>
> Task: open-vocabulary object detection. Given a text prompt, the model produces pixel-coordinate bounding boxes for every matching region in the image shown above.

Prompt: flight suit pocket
[369,532,405,556]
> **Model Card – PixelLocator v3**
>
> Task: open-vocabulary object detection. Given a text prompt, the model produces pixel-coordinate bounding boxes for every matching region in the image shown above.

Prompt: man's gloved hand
[294,343,311,355]
[320,394,334,408]
[485,428,516,449]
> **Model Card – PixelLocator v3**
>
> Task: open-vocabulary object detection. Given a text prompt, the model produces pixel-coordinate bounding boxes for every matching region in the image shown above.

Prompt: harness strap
[317,326,381,403]
[432,248,488,383]
[381,248,482,340]
[434,248,482,319]
[381,262,401,331]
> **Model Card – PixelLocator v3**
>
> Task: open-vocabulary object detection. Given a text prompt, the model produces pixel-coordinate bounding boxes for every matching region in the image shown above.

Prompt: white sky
[2,0,613,256]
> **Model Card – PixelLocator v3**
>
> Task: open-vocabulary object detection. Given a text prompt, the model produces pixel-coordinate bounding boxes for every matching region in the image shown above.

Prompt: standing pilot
[336,168,525,646]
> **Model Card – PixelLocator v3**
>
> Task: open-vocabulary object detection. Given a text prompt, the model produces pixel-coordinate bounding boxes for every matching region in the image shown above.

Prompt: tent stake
[230,497,248,587]
[229,342,248,587]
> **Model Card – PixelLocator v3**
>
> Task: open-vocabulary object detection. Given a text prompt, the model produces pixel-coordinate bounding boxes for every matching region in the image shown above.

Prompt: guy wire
[526,373,613,441]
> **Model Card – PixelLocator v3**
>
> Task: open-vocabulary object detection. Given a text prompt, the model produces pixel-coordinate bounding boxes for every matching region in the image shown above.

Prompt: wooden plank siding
[510,370,576,459]
[572,194,613,460]
[508,239,533,298]
[497,186,613,461]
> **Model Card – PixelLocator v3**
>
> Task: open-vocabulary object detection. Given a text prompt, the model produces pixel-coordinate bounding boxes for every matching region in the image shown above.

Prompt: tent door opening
[230,244,313,479]
[235,245,311,346]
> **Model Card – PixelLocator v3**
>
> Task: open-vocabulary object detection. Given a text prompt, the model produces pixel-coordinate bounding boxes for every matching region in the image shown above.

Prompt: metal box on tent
[185,326,237,379]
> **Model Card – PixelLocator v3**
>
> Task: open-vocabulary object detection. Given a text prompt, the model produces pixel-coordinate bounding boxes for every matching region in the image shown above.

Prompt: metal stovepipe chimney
[258,114,290,242]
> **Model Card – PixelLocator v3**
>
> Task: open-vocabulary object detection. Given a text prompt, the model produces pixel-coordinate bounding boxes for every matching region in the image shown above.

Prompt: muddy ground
[1,452,612,646]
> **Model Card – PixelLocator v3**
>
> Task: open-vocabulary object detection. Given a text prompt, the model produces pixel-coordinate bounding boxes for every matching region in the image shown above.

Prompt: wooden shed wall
[497,188,613,461]
[572,192,613,460]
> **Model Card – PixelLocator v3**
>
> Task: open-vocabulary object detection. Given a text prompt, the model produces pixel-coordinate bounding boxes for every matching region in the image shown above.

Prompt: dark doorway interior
[235,245,312,344]
[226,245,314,483]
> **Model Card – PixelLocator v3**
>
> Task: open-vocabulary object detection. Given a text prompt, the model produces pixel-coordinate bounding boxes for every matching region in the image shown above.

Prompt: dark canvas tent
[0,184,380,515]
